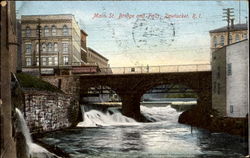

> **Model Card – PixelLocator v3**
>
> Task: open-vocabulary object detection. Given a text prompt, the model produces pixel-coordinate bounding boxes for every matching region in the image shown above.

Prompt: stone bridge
[78,65,212,121]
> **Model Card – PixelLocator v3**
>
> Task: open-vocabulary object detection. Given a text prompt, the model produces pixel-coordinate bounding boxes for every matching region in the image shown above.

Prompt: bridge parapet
[99,64,211,75]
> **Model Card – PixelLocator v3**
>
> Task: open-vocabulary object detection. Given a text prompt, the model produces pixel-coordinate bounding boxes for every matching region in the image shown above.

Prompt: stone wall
[42,76,79,98]
[24,90,79,134]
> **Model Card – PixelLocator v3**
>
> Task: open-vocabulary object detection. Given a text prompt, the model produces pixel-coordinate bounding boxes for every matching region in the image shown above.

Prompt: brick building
[87,47,109,68]
[21,14,82,72]
[209,23,248,52]
[80,29,88,64]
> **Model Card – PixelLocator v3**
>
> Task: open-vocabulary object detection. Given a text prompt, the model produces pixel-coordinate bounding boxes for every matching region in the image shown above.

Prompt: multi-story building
[21,14,82,73]
[209,23,248,52]
[87,47,109,68]
[212,40,249,118]
[80,29,88,64]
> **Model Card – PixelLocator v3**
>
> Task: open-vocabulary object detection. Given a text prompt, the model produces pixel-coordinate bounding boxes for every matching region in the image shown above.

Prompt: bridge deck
[77,64,211,76]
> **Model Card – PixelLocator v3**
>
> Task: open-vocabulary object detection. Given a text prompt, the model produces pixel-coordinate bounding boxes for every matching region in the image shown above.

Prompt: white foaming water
[15,108,59,158]
[141,105,182,122]
[77,106,139,127]
[77,105,182,127]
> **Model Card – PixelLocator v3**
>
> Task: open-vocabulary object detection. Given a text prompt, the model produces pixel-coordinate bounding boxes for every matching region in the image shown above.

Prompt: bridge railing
[98,64,211,75]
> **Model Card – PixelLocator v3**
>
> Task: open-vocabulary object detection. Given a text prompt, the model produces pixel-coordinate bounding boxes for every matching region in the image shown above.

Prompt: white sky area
[16,1,249,67]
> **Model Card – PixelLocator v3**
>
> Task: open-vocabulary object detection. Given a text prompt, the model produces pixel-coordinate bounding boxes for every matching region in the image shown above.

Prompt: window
[235,34,240,42]
[42,43,47,52]
[62,43,68,52]
[63,25,68,35]
[44,26,49,36]
[36,43,39,52]
[48,57,53,65]
[227,63,232,76]
[217,83,220,94]
[42,57,47,66]
[26,57,31,66]
[26,26,31,37]
[54,43,58,52]
[54,56,58,65]
[25,44,32,54]
[63,56,69,65]
[213,36,217,47]
[220,35,224,46]
[229,33,232,44]
[243,33,247,39]
[230,105,233,113]
[48,43,53,52]
[217,66,220,79]
[36,57,39,66]
[52,25,57,36]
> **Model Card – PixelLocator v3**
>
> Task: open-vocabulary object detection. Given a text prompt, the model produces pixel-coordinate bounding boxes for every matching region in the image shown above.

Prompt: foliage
[16,72,62,93]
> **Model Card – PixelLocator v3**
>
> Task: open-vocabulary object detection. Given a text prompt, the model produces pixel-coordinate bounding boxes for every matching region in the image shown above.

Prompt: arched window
[63,25,68,35]
[235,34,240,41]
[52,25,57,36]
[44,26,49,36]
[213,36,217,47]
[48,43,53,52]
[220,35,224,46]
[26,26,31,37]
[54,43,58,52]
[42,43,46,52]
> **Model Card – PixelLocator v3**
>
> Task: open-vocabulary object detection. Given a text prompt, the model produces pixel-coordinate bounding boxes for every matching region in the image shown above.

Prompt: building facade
[212,40,249,118]
[87,47,109,68]
[21,14,82,71]
[209,23,248,52]
[80,29,88,64]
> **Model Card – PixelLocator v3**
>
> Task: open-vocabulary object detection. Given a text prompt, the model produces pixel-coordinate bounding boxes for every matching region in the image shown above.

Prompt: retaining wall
[23,90,79,134]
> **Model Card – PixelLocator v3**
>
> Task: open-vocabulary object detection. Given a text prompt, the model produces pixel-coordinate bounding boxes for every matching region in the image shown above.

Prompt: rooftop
[21,14,75,21]
[81,29,88,36]
[209,23,248,33]
[88,47,109,61]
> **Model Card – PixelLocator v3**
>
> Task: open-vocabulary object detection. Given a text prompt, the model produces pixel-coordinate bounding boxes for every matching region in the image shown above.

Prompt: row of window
[25,56,69,66]
[25,25,69,37]
[213,33,247,47]
[25,42,69,53]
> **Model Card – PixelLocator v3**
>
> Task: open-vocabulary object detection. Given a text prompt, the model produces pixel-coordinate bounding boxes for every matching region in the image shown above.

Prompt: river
[38,102,248,158]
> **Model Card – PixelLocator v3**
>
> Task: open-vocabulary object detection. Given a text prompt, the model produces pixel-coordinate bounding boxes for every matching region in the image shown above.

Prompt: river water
[38,103,248,158]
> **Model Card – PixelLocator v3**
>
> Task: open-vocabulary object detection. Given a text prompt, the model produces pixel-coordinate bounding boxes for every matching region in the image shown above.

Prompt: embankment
[178,105,248,137]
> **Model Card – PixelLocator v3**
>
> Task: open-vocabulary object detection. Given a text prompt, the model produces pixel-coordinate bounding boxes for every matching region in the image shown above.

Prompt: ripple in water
[39,104,248,158]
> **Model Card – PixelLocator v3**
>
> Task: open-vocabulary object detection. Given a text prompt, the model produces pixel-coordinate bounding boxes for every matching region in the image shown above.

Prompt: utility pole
[238,0,241,24]
[223,8,234,45]
[37,18,42,78]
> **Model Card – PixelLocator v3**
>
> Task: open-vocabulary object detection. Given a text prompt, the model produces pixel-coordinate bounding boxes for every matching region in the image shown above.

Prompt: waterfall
[15,108,59,158]
[77,105,139,127]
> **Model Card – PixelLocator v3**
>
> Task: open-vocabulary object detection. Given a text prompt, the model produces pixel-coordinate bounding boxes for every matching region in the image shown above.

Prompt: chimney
[231,19,234,29]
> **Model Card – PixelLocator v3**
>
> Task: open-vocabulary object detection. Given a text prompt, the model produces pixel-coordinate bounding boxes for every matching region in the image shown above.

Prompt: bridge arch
[80,83,122,104]
[79,71,212,121]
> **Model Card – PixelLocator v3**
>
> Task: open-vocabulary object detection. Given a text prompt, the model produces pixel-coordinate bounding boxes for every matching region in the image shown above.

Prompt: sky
[16,1,249,67]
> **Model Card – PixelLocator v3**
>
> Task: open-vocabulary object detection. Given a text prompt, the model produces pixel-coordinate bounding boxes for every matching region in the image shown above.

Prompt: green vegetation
[16,72,62,93]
